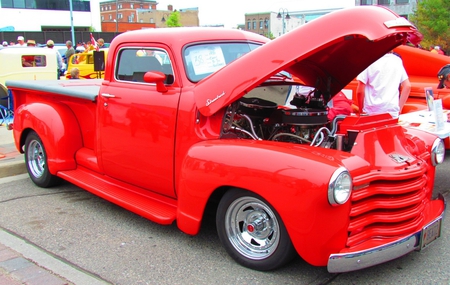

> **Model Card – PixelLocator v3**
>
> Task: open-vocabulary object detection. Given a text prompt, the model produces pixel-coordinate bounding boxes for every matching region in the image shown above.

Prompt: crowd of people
[2,35,107,79]
[1,35,106,58]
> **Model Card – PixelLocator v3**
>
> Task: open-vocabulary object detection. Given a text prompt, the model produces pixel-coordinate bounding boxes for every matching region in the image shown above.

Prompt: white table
[398,110,450,139]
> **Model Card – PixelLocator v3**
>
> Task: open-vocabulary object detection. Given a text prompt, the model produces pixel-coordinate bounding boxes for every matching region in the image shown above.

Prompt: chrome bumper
[327,194,446,273]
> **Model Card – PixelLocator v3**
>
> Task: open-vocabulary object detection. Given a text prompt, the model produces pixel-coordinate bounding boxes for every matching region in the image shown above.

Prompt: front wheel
[216,188,296,271]
[24,131,60,187]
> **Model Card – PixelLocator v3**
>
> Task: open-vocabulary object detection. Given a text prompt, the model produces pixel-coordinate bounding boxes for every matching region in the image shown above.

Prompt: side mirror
[144,71,168,93]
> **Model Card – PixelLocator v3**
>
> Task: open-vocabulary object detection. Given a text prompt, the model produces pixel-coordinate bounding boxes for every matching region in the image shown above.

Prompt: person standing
[16,36,26,46]
[97,38,105,49]
[356,52,411,119]
[26,40,36,47]
[69,67,80,79]
[65,40,75,65]
[46,39,64,79]
[436,64,450,121]
[437,64,450,89]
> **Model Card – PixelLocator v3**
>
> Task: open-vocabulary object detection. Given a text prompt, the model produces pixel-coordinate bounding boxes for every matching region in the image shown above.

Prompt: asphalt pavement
[0,123,110,285]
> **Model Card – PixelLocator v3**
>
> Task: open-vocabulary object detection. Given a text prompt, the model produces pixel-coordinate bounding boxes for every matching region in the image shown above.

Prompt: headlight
[431,138,445,166]
[328,167,352,206]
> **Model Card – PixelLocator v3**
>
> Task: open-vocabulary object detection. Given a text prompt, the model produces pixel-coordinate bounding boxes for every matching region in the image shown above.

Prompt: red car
[7,6,445,273]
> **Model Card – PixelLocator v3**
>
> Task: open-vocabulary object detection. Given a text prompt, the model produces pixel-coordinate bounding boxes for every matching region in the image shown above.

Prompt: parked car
[0,46,59,89]
[6,6,446,273]
[66,48,108,79]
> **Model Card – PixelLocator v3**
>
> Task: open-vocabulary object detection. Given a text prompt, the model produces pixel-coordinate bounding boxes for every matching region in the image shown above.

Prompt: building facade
[0,0,102,32]
[136,6,199,28]
[356,0,416,18]
[244,8,341,38]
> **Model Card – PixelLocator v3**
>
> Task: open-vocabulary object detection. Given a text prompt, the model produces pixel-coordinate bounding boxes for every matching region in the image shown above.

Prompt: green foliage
[409,0,450,53]
[166,11,182,27]
[266,31,275,40]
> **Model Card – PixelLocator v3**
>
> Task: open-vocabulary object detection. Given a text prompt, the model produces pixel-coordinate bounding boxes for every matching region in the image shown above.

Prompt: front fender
[14,102,82,174]
[177,139,359,265]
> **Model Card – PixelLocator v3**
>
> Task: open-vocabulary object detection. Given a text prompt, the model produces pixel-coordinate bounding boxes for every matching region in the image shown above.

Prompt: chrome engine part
[221,95,343,149]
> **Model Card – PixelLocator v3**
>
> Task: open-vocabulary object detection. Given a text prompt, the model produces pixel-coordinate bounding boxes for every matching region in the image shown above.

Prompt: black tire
[216,188,296,271]
[24,131,61,187]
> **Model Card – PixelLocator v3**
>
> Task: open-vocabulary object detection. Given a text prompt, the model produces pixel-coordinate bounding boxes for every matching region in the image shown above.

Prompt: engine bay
[220,84,351,150]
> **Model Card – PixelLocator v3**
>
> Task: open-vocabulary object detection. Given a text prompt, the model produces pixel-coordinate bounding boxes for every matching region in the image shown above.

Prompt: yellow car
[66,48,108,79]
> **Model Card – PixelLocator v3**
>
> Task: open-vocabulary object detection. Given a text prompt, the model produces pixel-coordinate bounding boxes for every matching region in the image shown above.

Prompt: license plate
[420,218,442,249]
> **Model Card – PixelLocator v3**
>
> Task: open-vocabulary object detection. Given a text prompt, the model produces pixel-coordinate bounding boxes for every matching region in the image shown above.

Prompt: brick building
[100,0,158,32]
[100,0,199,32]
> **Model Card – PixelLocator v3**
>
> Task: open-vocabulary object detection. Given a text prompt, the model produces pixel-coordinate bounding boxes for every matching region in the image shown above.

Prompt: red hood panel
[194,6,422,116]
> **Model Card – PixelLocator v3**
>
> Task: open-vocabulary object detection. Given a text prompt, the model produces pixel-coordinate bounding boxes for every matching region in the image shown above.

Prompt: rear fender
[15,102,83,174]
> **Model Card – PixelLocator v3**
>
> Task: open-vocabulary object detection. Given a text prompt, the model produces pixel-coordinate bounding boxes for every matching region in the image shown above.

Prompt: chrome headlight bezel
[328,167,352,206]
[431,138,445,166]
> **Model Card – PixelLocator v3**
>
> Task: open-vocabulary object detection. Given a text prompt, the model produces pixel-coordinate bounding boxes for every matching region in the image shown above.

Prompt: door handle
[101,93,116,98]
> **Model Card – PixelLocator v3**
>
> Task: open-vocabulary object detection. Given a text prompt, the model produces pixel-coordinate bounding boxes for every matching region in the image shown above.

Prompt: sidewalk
[0,123,25,178]
[0,124,110,285]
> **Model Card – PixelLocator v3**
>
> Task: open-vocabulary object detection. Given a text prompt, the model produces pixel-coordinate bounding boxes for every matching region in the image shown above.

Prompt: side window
[22,55,47,67]
[116,48,174,84]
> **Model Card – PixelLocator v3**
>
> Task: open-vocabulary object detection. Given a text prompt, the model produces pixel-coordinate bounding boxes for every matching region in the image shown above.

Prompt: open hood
[194,6,422,116]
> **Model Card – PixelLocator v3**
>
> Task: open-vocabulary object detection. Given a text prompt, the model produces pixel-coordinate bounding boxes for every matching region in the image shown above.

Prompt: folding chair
[0,89,14,127]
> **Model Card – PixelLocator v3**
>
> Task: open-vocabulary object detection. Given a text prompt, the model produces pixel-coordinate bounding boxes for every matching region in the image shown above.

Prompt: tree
[166,11,182,27]
[409,0,450,54]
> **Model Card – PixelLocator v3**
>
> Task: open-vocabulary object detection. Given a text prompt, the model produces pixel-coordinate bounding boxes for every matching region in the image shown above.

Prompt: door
[98,46,180,198]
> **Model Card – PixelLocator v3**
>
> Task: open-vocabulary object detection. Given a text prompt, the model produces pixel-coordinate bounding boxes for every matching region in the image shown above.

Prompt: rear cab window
[115,47,174,84]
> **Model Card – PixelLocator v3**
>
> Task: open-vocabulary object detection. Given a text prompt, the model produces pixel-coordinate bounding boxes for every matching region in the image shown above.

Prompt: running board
[58,167,177,225]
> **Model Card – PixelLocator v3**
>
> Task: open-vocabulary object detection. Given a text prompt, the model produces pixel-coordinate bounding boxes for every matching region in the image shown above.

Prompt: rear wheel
[25,131,60,187]
[216,188,296,271]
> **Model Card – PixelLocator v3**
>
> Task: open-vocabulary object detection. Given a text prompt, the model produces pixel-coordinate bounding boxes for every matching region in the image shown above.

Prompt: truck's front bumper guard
[327,194,446,273]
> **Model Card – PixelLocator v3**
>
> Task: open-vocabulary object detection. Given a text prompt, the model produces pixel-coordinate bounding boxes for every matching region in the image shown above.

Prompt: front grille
[347,162,428,247]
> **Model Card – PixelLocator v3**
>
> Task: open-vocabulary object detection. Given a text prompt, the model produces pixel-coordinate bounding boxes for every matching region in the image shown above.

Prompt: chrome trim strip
[328,196,445,273]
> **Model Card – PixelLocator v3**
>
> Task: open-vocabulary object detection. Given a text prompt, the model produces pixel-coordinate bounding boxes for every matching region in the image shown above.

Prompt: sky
[155,0,355,28]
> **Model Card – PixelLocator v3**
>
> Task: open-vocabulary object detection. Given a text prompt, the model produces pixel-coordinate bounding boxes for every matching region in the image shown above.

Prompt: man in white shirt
[46,39,64,79]
[356,52,411,119]
[16,36,26,46]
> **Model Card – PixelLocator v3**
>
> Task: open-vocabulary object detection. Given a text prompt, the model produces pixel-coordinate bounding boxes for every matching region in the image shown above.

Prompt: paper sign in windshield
[190,46,226,75]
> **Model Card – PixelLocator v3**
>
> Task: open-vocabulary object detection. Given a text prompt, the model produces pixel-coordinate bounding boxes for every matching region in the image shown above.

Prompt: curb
[0,229,112,285]
[0,158,26,179]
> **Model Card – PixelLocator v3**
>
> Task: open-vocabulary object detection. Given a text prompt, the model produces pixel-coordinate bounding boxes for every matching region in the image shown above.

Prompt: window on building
[101,16,104,21]
[252,20,256,30]
[377,0,390,4]
[360,0,373,4]
[25,0,35,8]
[118,4,122,9]
[2,0,90,11]
[247,21,251,30]
[259,20,263,29]
[131,4,134,9]
[109,15,112,20]
[118,13,123,19]
[396,0,409,3]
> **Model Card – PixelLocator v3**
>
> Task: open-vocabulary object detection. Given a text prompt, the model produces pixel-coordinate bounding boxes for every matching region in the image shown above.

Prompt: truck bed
[6,79,102,101]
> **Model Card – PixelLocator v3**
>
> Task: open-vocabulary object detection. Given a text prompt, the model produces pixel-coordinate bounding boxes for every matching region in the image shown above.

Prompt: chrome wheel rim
[27,140,45,178]
[225,196,280,260]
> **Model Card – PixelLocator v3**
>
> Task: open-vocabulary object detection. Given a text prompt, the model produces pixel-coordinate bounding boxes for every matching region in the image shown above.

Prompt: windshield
[184,42,260,82]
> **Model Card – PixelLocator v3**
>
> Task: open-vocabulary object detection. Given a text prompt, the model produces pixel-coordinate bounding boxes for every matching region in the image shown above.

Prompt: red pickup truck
[6,6,446,273]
